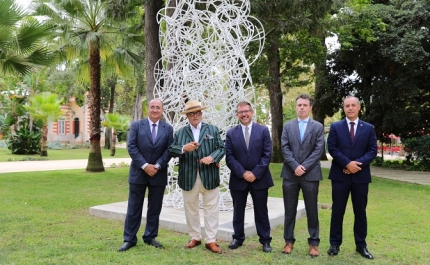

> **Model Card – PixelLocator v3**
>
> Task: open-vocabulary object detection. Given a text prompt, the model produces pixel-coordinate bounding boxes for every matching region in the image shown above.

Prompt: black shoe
[228,239,243,249]
[327,245,339,256]
[356,247,374,259]
[118,242,136,252]
[144,238,163,248]
[262,243,272,253]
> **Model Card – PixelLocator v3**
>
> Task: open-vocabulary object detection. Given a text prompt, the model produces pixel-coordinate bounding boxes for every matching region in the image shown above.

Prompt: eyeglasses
[236,109,252,115]
[187,111,202,117]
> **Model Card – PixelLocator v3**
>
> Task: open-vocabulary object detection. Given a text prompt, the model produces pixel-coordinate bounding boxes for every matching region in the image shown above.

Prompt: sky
[16,0,32,9]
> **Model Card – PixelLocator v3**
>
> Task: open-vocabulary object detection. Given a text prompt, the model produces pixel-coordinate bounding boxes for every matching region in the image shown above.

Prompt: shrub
[404,136,430,171]
[47,140,64,150]
[6,127,41,154]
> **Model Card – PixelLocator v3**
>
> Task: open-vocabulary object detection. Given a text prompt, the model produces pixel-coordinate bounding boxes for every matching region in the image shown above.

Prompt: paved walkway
[0,155,429,186]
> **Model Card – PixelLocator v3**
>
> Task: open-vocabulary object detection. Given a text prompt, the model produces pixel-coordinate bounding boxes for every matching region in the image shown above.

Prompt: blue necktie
[152,124,157,142]
[299,120,307,141]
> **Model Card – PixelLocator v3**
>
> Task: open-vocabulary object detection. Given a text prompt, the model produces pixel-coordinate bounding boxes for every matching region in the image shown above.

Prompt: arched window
[74,118,80,138]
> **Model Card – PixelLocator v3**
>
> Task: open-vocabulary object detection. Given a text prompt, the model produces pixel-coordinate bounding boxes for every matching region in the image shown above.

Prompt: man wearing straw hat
[169,100,225,254]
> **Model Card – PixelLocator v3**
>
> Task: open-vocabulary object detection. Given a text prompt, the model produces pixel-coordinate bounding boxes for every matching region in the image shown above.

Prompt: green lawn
[0,164,429,264]
[0,147,129,161]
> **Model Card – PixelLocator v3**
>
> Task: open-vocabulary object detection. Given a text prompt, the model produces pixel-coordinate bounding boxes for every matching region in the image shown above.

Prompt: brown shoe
[185,239,201,248]
[309,245,319,257]
[282,242,293,254]
[205,242,222,253]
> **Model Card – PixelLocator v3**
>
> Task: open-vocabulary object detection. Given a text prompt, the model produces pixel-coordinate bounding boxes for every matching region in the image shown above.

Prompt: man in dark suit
[225,101,274,253]
[168,100,225,254]
[280,94,324,257]
[327,96,377,259]
[118,99,173,252]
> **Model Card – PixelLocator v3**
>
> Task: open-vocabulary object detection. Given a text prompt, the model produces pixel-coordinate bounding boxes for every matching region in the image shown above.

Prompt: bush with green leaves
[404,135,430,171]
[47,140,63,150]
[6,126,41,155]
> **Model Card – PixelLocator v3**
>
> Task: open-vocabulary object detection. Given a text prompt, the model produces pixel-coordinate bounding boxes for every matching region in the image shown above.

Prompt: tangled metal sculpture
[154,0,265,211]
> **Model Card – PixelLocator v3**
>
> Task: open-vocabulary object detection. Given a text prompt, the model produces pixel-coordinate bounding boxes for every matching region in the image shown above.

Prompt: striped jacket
[169,123,225,191]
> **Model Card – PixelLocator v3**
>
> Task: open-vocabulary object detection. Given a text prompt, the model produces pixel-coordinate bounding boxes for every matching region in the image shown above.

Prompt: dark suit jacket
[127,118,173,186]
[168,123,225,191]
[327,119,377,183]
[281,118,324,181]
[225,123,273,191]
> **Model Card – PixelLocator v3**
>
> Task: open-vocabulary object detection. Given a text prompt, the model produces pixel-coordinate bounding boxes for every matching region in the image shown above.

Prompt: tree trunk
[86,40,104,172]
[110,129,117,156]
[104,76,117,149]
[40,123,48,156]
[312,37,328,161]
[267,37,284,163]
[145,0,163,101]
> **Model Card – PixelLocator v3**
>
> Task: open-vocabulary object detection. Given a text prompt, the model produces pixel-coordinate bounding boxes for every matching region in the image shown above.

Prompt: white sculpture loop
[156,0,264,211]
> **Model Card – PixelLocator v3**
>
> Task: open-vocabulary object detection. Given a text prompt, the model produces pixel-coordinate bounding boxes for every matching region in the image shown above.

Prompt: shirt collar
[240,122,253,129]
[190,122,202,130]
[346,117,359,124]
[297,117,310,122]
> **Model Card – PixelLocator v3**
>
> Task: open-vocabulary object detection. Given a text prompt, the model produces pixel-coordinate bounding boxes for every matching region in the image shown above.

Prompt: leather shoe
[205,242,222,253]
[309,245,319,257]
[118,242,136,252]
[228,239,243,249]
[144,238,162,248]
[282,242,293,254]
[327,245,339,256]
[185,239,201,248]
[262,243,272,253]
[356,247,374,259]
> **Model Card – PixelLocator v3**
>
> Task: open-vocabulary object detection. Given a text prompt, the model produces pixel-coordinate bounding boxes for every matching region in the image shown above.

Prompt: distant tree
[26,92,64,156]
[101,113,130,156]
[326,0,430,142]
[0,0,53,75]
[250,0,332,162]
[34,0,143,171]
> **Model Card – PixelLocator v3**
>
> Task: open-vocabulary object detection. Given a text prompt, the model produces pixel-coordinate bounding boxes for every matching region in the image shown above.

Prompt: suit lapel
[343,119,354,145]
[301,119,311,143]
[184,125,194,142]
[237,125,247,151]
[198,123,209,145]
[142,118,152,143]
[154,120,165,144]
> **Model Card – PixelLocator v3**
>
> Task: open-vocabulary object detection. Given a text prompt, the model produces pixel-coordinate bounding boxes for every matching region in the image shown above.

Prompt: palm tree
[101,113,130,156]
[0,0,52,75]
[34,0,142,172]
[26,92,64,156]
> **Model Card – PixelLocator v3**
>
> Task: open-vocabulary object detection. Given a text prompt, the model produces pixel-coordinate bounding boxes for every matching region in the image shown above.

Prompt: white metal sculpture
[154,0,265,211]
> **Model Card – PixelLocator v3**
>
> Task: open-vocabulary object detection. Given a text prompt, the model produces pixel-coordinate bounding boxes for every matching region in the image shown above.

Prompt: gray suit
[281,118,324,246]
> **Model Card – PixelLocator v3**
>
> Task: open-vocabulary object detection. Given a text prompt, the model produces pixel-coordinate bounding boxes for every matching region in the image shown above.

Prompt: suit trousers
[123,183,165,244]
[182,172,219,243]
[230,186,272,244]
[329,180,369,248]
[282,178,320,246]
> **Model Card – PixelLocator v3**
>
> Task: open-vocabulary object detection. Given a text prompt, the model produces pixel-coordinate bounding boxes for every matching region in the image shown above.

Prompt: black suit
[123,118,173,244]
[225,123,273,244]
[327,118,377,248]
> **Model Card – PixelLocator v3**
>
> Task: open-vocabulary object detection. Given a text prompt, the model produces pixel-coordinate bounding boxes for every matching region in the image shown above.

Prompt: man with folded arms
[169,100,225,254]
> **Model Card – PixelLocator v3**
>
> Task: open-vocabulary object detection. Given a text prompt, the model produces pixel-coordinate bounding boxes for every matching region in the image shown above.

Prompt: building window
[58,120,66,134]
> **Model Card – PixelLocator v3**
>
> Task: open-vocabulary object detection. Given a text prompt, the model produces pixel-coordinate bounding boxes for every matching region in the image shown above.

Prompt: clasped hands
[144,164,158,177]
[294,165,306,177]
[343,161,362,174]
[243,170,256,182]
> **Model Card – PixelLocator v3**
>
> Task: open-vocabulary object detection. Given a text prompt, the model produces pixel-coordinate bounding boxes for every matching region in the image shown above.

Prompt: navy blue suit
[327,119,377,248]
[225,123,273,244]
[123,118,173,244]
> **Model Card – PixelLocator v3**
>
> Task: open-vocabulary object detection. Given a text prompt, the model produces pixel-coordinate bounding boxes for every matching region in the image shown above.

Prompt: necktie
[245,126,250,149]
[152,123,157,142]
[350,122,355,141]
[299,120,306,141]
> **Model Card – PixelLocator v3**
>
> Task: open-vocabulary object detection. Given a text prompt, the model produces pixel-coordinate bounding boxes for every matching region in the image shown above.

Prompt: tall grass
[0,165,429,264]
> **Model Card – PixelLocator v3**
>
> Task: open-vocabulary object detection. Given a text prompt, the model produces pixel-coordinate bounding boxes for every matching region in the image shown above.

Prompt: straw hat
[180,100,208,114]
